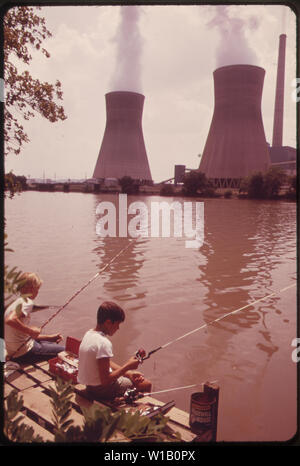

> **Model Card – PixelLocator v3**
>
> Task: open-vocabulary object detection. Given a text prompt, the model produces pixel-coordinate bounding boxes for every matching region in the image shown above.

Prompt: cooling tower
[199,65,270,184]
[93,91,152,182]
[272,34,286,147]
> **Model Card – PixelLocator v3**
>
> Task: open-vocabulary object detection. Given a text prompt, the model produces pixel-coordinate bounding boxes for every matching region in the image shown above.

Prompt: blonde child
[4,272,64,363]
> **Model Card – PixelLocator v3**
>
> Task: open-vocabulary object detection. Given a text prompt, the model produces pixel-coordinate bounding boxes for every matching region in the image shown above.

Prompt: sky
[4,3,297,183]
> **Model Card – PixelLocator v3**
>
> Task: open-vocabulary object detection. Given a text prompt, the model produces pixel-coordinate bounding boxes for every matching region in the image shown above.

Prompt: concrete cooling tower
[93,91,152,183]
[199,65,270,187]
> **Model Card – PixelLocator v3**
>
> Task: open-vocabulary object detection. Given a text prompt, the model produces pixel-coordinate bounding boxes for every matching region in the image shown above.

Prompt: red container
[49,356,78,384]
[66,336,81,356]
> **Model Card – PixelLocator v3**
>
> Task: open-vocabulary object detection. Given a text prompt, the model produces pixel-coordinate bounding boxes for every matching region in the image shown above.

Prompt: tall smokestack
[93,91,152,182]
[272,34,287,147]
[199,65,270,183]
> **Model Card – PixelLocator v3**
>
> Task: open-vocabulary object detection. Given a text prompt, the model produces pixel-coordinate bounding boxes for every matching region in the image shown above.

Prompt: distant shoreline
[15,183,296,202]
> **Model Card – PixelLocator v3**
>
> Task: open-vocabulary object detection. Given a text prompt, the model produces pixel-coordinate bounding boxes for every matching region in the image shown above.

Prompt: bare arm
[97,356,140,386]
[32,305,50,312]
[5,310,40,339]
[5,310,62,343]
[110,360,145,383]
[36,333,63,343]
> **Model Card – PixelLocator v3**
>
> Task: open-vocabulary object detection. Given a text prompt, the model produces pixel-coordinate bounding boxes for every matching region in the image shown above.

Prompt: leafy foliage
[241,167,286,199]
[48,378,74,441]
[119,176,140,194]
[48,377,181,443]
[286,175,297,200]
[5,172,27,198]
[4,390,44,442]
[182,171,214,197]
[4,6,67,156]
[4,234,28,310]
[160,184,174,196]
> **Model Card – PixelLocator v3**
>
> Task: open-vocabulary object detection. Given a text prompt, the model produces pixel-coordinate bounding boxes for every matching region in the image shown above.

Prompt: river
[4,191,297,442]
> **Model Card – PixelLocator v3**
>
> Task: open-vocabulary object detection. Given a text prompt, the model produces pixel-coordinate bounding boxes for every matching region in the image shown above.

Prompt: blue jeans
[12,340,65,364]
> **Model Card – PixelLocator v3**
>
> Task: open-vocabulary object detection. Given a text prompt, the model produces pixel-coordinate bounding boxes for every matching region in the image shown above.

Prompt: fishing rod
[123,380,218,403]
[8,238,138,360]
[40,238,138,331]
[136,282,297,363]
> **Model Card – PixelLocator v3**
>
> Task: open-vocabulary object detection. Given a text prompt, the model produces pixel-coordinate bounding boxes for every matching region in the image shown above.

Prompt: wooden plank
[164,421,196,442]
[135,395,196,442]
[4,381,15,398]
[6,371,37,390]
[19,414,55,442]
[6,362,197,443]
[137,396,190,428]
[21,386,55,427]
[20,385,83,434]
[34,360,49,368]
[25,365,53,383]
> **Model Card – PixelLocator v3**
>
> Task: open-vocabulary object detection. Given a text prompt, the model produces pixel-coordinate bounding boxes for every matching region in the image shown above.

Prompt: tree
[247,172,265,199]
[285,175,297,200]
[4,6,67,156]
[242,168,286,200]
[182,171,212,197]
[119,176,139,194]
[263,167,286,199]
[160,183,174,196]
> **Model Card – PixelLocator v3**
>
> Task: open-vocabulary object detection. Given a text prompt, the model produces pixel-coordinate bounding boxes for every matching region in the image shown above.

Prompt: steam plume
[109,6,144,93]
[209,6,259,68]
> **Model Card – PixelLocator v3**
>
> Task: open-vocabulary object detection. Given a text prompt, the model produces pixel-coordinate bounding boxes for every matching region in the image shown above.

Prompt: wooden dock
[4,360,199,443]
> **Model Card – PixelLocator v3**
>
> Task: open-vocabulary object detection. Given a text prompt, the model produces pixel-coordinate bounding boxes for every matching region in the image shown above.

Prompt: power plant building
[199,64,271,187]
[93,91,152,183]
[269,34,296,175]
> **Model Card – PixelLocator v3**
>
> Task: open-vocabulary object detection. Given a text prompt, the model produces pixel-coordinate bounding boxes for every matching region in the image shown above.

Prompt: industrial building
[269,34,296,176]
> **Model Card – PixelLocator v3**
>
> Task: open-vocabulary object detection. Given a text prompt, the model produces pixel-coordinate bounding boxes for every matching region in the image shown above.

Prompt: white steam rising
[109,6,144,93]
[209,6,259,68]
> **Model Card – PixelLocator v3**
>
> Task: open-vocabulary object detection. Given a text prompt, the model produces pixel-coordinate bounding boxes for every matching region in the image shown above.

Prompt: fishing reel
[123,387,143,404]
[135,348,146,363]
[135,346,162,363]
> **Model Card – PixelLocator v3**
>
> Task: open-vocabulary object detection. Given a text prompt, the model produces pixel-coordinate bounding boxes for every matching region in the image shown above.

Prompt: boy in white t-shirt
[4,272,64,363]
[78,301,152,400]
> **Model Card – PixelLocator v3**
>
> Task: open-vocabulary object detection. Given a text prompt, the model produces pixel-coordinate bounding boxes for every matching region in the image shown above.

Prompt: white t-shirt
[4,297,35,358]
[78,329,114,386]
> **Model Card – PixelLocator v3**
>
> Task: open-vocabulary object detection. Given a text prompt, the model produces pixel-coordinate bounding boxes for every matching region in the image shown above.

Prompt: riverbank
[22,182,295,201]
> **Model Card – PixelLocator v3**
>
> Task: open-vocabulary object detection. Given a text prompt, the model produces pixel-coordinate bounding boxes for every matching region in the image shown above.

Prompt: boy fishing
[4,272,65,363]
[78,301,152,400]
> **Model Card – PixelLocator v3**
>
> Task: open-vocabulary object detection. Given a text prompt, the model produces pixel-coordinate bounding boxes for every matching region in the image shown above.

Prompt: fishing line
[141,282,297,361]
[40,238,138,331]
[144,380,218,397]
[8,238,138,360]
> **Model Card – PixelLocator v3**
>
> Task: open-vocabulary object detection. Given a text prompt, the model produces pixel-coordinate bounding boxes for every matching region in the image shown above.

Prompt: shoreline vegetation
[5,168,297,201]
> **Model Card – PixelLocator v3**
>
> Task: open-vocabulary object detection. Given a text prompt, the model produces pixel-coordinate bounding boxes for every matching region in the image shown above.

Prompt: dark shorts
[86,376,133,400]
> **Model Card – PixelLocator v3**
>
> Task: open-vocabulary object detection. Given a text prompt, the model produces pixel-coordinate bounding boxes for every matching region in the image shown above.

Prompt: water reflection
[198,200,295,359]
[91,194,149,357]
[92,194,148,302]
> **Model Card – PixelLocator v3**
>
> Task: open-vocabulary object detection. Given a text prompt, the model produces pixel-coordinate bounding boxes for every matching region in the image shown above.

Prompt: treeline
[239,168,296,200]
[6,170,296,201]
[4,173,28,197]
[159,168,297,201]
